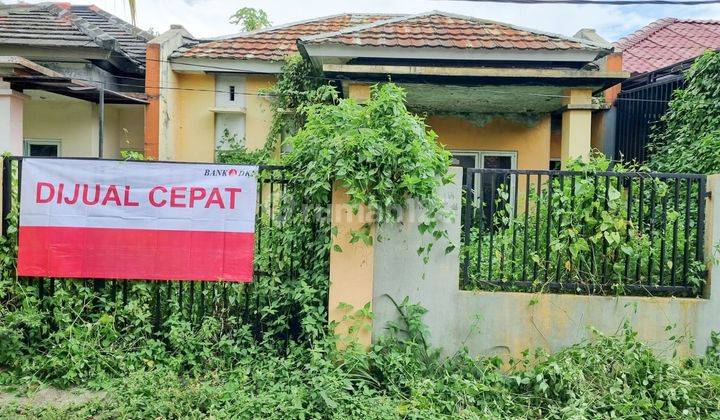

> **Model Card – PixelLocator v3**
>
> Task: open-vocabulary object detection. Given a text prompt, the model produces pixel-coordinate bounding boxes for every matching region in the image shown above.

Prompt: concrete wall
[369,167,720,359]
[23,95,144,158]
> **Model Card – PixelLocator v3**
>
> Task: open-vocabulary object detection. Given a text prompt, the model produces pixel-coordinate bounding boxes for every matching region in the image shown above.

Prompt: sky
[10,0,720,42]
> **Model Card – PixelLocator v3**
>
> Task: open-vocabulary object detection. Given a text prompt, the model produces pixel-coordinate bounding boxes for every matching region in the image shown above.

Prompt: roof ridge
[41,3,146,67]
[614,18,677,50]
[207,12,405,42]
[40,2,116,51]
[82,5,154,42]
[299,10,610,51]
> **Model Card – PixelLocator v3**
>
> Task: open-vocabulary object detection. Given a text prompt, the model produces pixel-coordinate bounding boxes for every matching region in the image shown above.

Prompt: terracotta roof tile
[301,12,597,52]
[180,11,604,62]
[614,18,720,74]
[180,13,399,61]
[0,2,151,67]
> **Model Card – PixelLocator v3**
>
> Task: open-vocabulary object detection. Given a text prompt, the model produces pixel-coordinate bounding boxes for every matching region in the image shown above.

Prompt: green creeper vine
[649,50,720,174]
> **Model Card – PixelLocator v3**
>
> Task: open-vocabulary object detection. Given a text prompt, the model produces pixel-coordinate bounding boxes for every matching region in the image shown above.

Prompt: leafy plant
[649,50,720,174]
[461,153,706,294]
[228,7,271,31]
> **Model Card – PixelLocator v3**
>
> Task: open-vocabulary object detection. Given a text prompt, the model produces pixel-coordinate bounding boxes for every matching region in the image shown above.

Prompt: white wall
[23,92,144,158]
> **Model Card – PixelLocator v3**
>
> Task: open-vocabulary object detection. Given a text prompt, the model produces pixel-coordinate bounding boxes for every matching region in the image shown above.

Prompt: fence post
[703,174,720,299]
[1,157,8,236]
[328,184,375,349]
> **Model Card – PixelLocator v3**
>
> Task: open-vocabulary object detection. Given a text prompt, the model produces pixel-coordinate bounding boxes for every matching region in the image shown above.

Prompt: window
[24,139,61,157]
[214,75,247,151]
[549,159,562,170]
[451,151,517,222]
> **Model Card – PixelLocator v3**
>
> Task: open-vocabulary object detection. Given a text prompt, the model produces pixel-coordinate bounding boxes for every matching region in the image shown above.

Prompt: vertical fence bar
[532,174,541,282]
[554,175,565,283]
[499,174,507,279]
[670,178,680,285]
[487,172,496,282]
[635,177,645,283]
[1,157,12,236]
[624,175,633,280]
[521,173,530,282]
[510,173,519,281]
[659,191,669,284]
[462,169,472,288]
[646,184,657,284]
[601,175,611,283]
[696,176,707,264]
[475,172,484,283]
[682,178,692,284]
[544,174,553,282]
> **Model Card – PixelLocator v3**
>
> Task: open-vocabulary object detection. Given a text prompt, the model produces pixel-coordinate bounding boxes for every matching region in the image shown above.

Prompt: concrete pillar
[328,185,375,349]
[0,81,26,155]
[560,88,593,168]
[704,174,720,299]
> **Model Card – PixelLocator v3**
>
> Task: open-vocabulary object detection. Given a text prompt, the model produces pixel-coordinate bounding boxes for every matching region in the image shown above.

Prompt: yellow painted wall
[328,185,376,349]
[168,73,276,162]
[245,74,276,151]
[173,72,215,162]
[550,126,561,159]
[23,96,143,158]
[427,114,551,170]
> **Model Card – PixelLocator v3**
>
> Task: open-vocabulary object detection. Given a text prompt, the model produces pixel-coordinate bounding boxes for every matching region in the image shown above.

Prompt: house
[612,18,720,162]
[148,11,626,176]
[0,2,150,158]
[145,13,398,161]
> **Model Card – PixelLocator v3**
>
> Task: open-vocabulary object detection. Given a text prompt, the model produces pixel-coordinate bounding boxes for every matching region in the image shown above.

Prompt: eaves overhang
[298,41,608,69]
[322,63,629,92]
[170,57,283,74]
[0,56,148,104]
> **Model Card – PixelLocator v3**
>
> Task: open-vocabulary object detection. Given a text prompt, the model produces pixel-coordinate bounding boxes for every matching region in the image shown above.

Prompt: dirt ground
[0,387,106,409]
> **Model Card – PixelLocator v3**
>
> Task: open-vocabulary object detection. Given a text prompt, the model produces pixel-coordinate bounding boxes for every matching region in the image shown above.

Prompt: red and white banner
[17,158,258,282]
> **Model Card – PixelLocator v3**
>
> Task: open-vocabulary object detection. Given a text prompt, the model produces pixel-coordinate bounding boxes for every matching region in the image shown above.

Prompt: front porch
[336,66,624,173]
[0,56,146,159]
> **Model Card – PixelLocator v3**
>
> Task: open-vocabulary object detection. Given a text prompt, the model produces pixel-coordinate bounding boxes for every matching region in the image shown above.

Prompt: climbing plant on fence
[0,81,452,386]
[461,153,707,295]
[649,50,720,174]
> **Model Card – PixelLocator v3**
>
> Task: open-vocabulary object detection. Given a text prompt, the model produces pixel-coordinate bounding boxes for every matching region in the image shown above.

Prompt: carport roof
[0,56,147,104]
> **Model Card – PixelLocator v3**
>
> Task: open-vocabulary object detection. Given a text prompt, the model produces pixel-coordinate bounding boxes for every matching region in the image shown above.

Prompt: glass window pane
[451,154,477,188]
[483,155,512,169]
[28,144,58,157]
[481,154,514,227]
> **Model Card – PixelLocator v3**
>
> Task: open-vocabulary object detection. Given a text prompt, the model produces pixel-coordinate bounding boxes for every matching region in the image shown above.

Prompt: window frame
[23,139,61,157]
[450,150,518,216]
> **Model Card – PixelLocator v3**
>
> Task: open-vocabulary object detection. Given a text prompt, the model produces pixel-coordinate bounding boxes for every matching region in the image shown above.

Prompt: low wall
[369,167,720,359]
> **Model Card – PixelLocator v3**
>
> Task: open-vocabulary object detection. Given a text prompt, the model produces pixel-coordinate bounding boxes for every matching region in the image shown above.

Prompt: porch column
[0,81,26,155]
[560,88,593,168]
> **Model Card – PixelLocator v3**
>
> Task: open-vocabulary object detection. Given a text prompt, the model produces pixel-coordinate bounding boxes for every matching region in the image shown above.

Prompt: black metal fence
[460,168,708,296]
[614,59,692,163]
[1,156,306,341]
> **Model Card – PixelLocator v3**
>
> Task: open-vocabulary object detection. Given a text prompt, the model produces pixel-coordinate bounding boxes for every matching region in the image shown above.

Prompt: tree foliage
[228,7,271,31]
[649,51,720,174]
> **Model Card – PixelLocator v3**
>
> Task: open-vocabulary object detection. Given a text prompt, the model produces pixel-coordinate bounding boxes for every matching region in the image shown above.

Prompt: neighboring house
[612,18,720,162]
[148,10,626,178]
[0,2,150,158]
